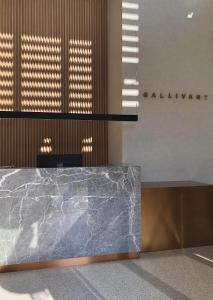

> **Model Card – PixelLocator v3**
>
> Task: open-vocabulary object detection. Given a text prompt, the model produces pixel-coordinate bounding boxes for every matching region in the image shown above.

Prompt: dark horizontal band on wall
[0,111,138,122]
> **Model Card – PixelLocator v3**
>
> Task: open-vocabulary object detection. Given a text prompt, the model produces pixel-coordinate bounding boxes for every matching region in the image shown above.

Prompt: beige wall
[122,0,213,183]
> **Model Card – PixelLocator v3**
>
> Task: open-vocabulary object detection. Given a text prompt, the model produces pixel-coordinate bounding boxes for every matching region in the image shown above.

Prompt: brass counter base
[142,182,213,252]
[0,252,140,273]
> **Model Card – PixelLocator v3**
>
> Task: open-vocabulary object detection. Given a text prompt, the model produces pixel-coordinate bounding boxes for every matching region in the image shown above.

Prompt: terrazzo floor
[0,246,212,300]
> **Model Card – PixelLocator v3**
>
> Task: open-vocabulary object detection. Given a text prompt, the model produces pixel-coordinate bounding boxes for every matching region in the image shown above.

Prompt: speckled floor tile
[0,246,212,300]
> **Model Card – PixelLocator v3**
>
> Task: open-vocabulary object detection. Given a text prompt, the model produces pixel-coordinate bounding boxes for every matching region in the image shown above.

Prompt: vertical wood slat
[0,0,108,167]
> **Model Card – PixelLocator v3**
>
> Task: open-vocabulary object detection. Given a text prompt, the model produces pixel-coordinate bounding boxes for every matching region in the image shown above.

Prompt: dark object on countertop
[37,154,83,168]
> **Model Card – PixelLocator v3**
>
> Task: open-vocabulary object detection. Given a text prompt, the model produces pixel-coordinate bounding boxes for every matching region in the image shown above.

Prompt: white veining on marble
[0,166,141,265]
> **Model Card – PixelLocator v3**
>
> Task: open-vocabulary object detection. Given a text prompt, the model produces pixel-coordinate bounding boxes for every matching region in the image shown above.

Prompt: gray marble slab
[0,166,141,266]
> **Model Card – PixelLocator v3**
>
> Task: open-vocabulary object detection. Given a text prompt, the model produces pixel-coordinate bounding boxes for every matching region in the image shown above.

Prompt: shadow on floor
[121,260,190,300]
[0,266,106,300]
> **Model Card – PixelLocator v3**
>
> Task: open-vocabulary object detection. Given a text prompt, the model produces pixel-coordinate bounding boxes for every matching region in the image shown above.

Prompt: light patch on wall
[82,137,93,153]
[69,39,93,114]
[0,32,14,111]
[122,13,139,21]
[122,24,139,32]
[122,1,140,109]
[22,35,61,44]
[122,89,139,97]
[122,46,139,53]
[21,34,62,113]
[122,100,139,108]
[40,137,53,153]
[122,80,139,108]
[122,2,139,10]
[124,79,139,86]
[187,12,194,19]
[122,35,139,43]
[122,57,139,64]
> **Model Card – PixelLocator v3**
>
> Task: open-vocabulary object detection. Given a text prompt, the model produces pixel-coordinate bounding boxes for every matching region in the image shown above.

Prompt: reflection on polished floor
[0,246,212,300]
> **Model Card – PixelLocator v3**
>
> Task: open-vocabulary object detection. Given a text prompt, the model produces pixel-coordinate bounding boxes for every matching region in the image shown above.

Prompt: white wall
[122,0,213,183]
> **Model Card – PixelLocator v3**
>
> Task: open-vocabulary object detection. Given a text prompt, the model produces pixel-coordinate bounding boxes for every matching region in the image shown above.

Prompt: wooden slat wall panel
[0,0,108,167]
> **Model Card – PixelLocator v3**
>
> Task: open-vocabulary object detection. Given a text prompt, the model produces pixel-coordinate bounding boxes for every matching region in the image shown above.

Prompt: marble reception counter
[0,166,141,269]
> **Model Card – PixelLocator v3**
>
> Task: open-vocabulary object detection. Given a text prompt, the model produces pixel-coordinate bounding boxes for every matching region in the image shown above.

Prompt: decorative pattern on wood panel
[0,0,108,167]
[21,35,62,112]
[0,32,14,111]
[69,39,93,114]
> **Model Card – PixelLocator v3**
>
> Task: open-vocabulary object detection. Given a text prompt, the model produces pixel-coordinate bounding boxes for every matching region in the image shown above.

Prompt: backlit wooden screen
[0,0,108,167]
